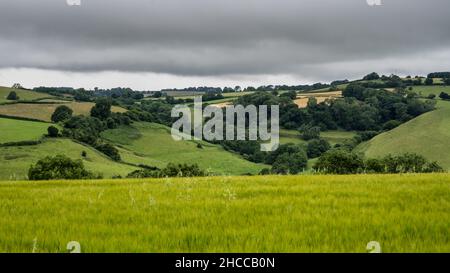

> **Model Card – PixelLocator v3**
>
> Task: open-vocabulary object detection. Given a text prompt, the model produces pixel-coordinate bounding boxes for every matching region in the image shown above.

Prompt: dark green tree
[47,126,59,137]
[28,155,95,180]
[51,105,73,123]
[90,98,112,120]
[314,149,364,174]
[6,91,19,100]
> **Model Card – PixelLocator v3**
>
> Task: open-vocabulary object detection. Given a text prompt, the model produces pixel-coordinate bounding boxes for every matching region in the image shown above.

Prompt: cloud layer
[1,0,449,88]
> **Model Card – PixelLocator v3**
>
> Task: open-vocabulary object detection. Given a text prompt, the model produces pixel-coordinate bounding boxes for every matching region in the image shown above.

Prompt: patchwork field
[0,117,50,144]
[356,100,450,170]
[0,174,448,253]
[294,91,342,108]
[0,86,53,103]
[0,138,137,180]
[0,102,127,122]
[101,122,268,175]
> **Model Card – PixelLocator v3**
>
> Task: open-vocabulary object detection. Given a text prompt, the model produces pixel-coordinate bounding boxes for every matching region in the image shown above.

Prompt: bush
[427,94,436,99]
[383,120,402,131]
[51,105,73,123]
[439,92,450,100]
[6,91,19,100]
[28,155,96,180]
[376,153,443,173]
[47,126,59,137]
[314,149,364,174]
[95,143,121,161]
[306,138,331,158]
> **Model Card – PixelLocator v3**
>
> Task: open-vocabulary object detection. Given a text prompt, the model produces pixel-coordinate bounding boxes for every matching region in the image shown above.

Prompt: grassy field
[0,102,126,122]
[0,174,448,253]
[101,122,268,175]
[0,86,53,103]
[356,100,450,170]
[409,85,450,97]
[0,117,50,144]
[280,129,356,146]
[0,138,137,180]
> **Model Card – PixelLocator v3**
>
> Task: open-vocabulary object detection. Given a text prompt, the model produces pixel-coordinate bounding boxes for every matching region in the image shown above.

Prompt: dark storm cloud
[1,0,450,79]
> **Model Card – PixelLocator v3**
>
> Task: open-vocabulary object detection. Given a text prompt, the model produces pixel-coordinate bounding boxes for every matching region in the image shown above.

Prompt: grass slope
[356,100,450,170]
[0,174,449,253]
[0,117,49,144]
[280,129,356,146]
[0,102,126,122]
[0,138,137,180]
[0,86,52,103]
[101,122,268,175]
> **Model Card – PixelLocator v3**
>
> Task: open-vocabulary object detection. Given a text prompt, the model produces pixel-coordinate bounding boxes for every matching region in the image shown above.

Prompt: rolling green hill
[0,86,52,103]
[101,122,268,175]
[0,117,50,144]
[0,174,449,252]
[356,100,450,170]
[0,138,137,180]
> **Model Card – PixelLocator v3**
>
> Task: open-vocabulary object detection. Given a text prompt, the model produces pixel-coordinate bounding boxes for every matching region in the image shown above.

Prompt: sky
[0,0,449,90]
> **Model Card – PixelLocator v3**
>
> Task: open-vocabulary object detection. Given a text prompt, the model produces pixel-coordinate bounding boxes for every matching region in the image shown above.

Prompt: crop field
[101,122,267,175]
[294,91,342,108]
[0,102,127,122]
[0,174,448,253]
[0,86,53,103]
[0,138,137,180]
[0,117,50,144]
[356,100,450,170]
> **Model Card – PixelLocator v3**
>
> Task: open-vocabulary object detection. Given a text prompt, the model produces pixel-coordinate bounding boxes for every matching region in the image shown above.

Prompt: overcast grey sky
[0,0,449,90]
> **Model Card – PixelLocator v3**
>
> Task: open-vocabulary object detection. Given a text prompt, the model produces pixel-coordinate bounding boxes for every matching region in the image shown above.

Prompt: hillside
[0,174,449,252]
[356,100,450,170]
[0,86,55,103]
[0,138,137,180]
[101,122,268,175]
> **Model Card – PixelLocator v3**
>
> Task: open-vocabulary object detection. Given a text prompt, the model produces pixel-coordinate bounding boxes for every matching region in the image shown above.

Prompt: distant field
[356,100,450,170]
[0,118,49,144]
[409,85,450,97]
[0,174,449,253]
[101,122,268,175]
[0,138,137,180]
[0,86,52,103]
[294,91,342,108]
[0,102,126,122]
[280,129,355,146]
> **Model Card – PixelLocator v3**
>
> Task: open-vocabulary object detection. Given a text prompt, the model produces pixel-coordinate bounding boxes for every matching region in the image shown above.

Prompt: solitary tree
[6,91,19,100]
[47,126,59,137]
[28,155,95,180]
[51,105,73,123]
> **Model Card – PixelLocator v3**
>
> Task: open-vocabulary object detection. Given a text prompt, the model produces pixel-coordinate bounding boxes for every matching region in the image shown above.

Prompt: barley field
[0,174,449,253]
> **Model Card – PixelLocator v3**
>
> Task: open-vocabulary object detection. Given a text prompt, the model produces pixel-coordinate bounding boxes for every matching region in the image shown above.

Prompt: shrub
[6,91,19,100]
[51,105,73,123]
[439,92,450,100]
[95,143,121,161]
[28,155,96,180]
[47,126,59,137]
[427,94,436,99]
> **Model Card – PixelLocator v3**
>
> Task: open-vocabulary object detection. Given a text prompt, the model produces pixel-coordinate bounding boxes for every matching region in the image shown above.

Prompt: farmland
[0,117,50,144]
[101,122,268,175]
[0,102,126,122]
[0,174,449,253]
